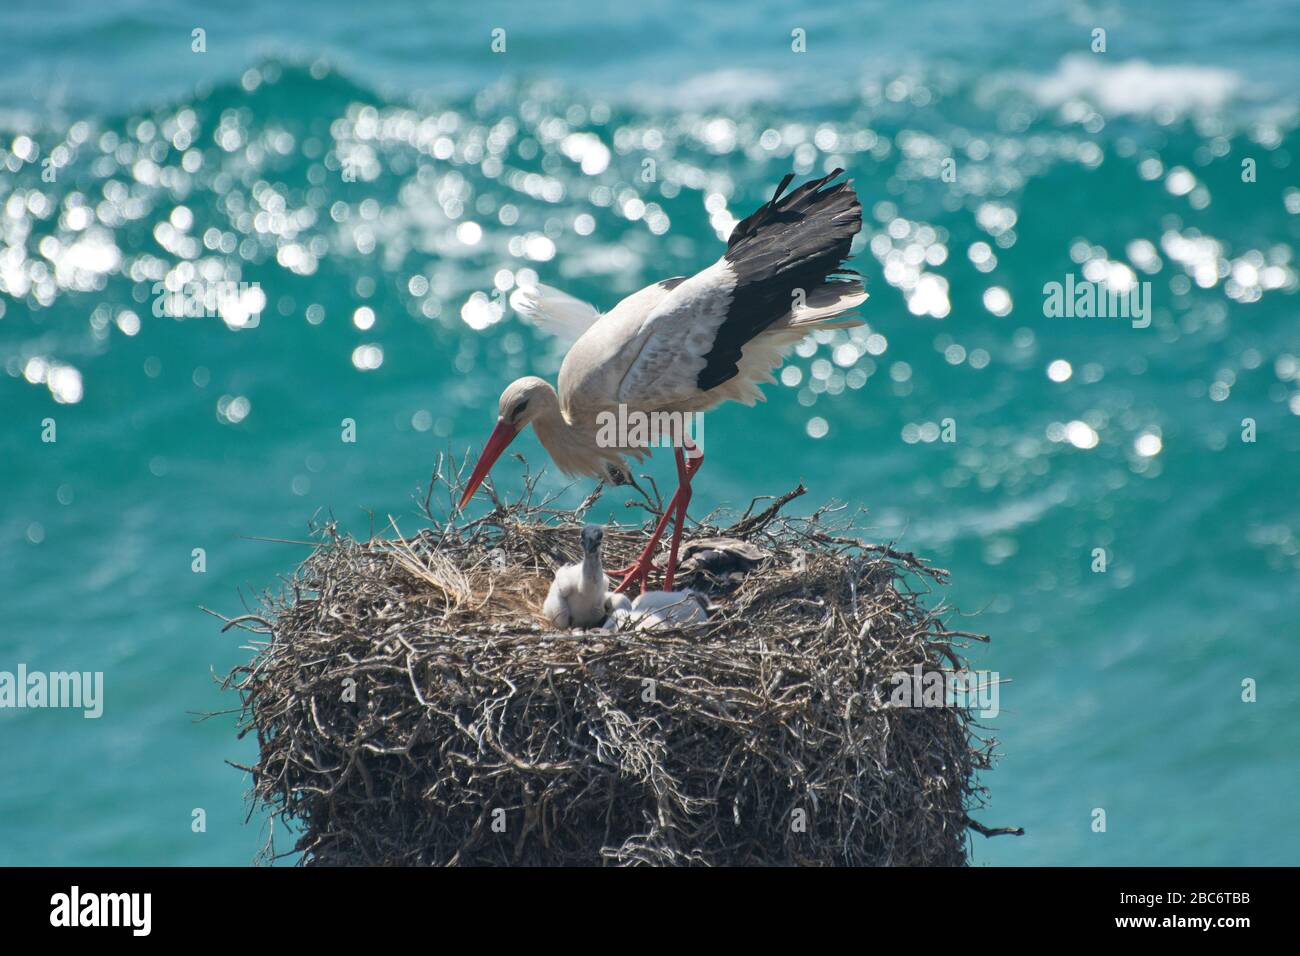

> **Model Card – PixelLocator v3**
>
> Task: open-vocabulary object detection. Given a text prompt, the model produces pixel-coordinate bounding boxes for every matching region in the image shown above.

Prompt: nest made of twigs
[218,455,1003,866]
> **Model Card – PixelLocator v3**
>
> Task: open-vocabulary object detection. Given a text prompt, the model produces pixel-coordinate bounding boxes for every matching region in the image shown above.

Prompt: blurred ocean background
[2,0,1298,865]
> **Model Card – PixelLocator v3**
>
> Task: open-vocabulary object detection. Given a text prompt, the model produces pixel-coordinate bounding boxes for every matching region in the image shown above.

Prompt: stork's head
[496,375,551,428]
[580,523,604,555]
[457,376,554,509]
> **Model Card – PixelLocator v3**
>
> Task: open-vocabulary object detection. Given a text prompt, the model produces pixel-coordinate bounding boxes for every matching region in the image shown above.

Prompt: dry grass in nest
[217,455,1012,865]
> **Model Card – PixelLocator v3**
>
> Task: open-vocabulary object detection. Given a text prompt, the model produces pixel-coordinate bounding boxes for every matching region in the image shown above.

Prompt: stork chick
[604,589,709,631]
[543,524,615,629]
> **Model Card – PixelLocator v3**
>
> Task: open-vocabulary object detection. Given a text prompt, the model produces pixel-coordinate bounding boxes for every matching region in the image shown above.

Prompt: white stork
[458,169,865,592]
[542,524,617,629]
[603,589,710,631]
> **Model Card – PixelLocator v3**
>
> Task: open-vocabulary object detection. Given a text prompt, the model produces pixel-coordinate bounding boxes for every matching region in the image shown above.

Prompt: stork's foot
[610,556,658,594]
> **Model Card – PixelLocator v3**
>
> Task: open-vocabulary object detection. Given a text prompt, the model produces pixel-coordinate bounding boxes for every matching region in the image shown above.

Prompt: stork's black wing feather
[697,169,861,392]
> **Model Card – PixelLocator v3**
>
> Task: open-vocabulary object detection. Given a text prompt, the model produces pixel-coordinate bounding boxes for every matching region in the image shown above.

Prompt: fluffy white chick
[603,589,709,631]
[543,524,615,629]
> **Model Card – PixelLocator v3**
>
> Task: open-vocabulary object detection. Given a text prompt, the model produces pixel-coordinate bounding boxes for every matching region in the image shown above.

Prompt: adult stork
[457,168,865,592]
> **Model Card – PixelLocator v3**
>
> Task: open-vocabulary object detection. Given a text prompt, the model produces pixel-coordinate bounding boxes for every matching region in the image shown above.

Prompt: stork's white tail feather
[716,279,869,407]
[509,283,601,344]
[786,279,868,329]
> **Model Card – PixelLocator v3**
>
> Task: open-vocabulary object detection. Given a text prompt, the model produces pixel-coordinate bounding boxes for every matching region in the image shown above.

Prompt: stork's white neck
[581,548,604,583]
[528,384,611,479]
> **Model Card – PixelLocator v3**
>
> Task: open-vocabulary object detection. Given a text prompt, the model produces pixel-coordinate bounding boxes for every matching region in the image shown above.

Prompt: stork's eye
[511,400,529,420]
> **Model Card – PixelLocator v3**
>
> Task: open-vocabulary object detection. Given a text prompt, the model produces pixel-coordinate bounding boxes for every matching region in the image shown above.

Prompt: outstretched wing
[617,169,863,408]
[509,282,601,346]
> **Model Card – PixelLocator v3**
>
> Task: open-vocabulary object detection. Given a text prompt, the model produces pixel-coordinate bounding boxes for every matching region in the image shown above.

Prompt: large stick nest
[219,456,1001,866]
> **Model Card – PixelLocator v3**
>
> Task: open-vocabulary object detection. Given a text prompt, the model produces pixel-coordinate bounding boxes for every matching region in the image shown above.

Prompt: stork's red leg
[611,498,677,593]
[662,439,703,591]
[611,439,704,594]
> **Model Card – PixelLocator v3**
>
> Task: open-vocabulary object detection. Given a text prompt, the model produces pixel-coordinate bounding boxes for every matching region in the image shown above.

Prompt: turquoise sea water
[2,1,1298,865]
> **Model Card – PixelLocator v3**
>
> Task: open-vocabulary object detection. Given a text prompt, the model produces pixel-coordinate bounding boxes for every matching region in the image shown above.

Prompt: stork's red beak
[457,419,519,510]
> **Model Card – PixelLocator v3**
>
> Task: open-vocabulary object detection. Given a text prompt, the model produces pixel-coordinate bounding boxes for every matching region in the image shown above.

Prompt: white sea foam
[1033,54,1241,117]
[636,68,784,109]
